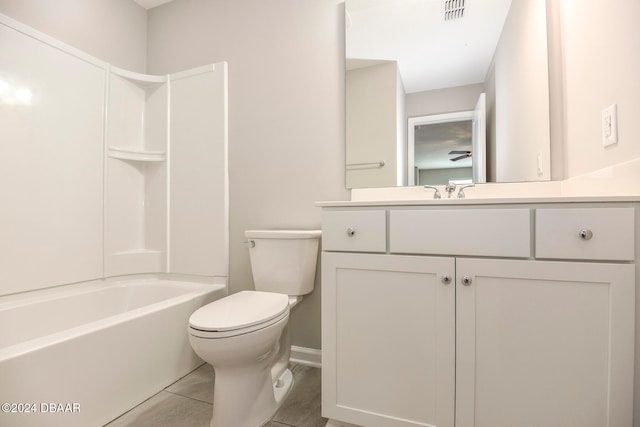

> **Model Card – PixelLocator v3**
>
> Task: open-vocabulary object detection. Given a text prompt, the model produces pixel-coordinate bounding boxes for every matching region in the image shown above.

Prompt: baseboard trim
[290,345,321,368]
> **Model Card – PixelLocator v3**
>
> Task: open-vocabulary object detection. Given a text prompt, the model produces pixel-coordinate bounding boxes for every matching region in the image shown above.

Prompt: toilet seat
[189,291,289,339]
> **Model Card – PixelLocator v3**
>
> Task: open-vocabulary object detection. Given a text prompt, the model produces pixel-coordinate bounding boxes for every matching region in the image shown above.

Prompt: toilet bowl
[188,229,321,427]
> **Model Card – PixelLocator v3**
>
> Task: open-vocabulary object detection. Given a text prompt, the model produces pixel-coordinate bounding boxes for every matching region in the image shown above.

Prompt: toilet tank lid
[245,230,321,239]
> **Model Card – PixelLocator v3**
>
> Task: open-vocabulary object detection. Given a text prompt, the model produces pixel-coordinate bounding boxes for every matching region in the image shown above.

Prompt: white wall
[169,66,228,279]
[0,19,106,296]
[0,0,147,72]
[147,0,347,350]
[0,1,147,297]
[558,0,640,178]
[1,5,229,297]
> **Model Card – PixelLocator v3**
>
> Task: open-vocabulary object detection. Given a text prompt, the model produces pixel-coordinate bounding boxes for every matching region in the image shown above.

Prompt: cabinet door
[322,253,455,427]
[456,258,634,427]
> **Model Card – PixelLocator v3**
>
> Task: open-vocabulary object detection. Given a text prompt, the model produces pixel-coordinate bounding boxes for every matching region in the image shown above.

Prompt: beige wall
[406,83,484,119]
[0,0,147,72]
[419,167,472,186]
[484,66,497,181]
[147,0,348,350]
[406,84,483,184]
[487,0,550,183]
[346,62,400,188]
[396,67,407,186]
[557,0,640,178]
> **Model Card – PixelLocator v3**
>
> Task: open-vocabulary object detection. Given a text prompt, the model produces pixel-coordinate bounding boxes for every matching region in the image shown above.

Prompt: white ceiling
[346,0,513,93]
[133,0,174,10]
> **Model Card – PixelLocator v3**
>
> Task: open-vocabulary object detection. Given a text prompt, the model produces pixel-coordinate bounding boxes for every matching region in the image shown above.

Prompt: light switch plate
[602,104,618,147]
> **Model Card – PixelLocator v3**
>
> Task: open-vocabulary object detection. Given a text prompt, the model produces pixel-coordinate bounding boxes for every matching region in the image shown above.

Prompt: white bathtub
[0,276,227,427]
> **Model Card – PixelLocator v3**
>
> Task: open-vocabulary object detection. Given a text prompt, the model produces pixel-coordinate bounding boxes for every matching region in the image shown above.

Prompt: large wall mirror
[345,0,552,188]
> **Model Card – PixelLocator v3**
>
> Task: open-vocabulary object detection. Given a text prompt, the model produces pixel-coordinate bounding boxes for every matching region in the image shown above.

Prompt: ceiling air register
[444,0,465,21]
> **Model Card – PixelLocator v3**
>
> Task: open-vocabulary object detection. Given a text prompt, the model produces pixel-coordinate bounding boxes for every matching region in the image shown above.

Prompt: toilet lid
[189,291,289,332]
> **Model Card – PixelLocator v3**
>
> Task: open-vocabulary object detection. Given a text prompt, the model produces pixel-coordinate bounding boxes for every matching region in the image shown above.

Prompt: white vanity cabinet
[322,252,456,427]
[455,258,634,427]
[321,204,635,427]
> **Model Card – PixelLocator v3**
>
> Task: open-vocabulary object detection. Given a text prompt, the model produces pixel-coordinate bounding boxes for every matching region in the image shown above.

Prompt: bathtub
[0,276,227,427]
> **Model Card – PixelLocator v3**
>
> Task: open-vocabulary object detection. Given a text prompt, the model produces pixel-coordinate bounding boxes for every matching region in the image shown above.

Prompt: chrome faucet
[457,184,475,198]
[445,183,456,198]
[423,185,441,199]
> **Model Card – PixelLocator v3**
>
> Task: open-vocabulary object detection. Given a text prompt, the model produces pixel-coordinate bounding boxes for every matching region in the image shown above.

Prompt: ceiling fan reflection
[449,150,472,161]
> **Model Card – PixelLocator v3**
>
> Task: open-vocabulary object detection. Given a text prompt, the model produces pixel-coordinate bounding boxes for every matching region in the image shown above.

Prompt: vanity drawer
[535,208,634,261]
[322,210,386,252]
[389,209,531,257]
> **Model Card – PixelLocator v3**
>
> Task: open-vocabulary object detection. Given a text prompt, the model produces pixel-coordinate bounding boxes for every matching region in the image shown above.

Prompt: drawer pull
[461,276,472,286]
[441,274,451,285]
[578,229,593,240]
[346,227,356,237]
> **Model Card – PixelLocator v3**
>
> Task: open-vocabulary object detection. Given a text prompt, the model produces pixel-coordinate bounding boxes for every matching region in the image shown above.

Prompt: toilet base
[191,295,304,427]
[273,368,294,411]
[209,365,294,427]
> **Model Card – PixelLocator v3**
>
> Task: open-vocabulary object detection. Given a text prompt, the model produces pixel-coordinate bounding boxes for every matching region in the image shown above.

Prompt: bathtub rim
[0,273,227,309]
[0,273,228,363]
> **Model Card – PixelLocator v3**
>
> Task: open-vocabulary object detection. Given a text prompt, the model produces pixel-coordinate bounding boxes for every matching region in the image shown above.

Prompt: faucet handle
[457,184,475,199]
[423,185,441,199]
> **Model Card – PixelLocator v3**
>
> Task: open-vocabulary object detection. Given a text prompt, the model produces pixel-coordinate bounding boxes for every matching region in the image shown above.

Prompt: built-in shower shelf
[108,147,166,162]
[110,65,166,87]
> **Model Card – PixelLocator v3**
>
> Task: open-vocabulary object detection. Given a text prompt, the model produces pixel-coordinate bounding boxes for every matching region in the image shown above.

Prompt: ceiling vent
[444,0,465,21]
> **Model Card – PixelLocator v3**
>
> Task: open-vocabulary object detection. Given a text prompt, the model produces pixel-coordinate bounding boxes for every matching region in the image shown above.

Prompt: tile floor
[105,363,327,427]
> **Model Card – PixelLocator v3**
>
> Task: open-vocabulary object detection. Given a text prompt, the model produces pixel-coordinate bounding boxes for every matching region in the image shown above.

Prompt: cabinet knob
[461,276,472,286]
[346,227,356,237]
[441,274,451,285]
[578,229,593,240]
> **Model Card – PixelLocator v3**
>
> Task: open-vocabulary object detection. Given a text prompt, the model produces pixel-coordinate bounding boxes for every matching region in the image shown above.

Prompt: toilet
[188,229,321,427]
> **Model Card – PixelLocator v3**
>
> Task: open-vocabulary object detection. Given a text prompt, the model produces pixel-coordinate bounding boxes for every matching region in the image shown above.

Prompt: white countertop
[318,158,640,207]
[317,195,640,207]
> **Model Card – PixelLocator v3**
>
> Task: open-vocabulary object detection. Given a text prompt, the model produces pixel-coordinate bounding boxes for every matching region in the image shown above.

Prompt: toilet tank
[245,230,321,296]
